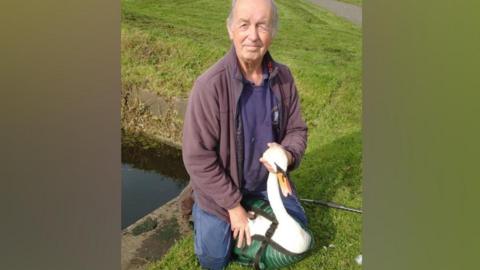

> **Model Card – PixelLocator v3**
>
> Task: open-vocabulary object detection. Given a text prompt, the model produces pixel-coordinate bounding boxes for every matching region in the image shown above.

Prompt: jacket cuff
[219,189,243,210]
[282,145,301,171]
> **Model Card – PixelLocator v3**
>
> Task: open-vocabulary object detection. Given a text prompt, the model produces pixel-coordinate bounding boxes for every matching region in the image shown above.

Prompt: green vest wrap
[232,198,314,270]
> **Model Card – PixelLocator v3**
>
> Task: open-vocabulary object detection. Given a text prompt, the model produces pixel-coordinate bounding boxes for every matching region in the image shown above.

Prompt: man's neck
[238,58,264,86]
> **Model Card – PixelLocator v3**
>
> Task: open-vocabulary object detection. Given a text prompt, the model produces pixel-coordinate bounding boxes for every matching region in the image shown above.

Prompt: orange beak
[276,172,292,197]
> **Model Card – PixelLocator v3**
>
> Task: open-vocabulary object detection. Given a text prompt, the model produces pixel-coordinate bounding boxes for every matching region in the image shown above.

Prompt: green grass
[122,0,362,269]
[336,0,362,7]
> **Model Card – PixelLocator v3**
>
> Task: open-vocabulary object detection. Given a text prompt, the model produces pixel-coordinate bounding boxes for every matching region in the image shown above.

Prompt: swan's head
[262,146,293,197]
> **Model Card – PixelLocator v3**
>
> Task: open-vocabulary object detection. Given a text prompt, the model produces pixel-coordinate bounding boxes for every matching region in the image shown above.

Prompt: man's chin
[240,51,265,63]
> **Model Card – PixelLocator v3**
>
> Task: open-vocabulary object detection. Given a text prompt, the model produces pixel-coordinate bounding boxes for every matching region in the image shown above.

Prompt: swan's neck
[266,173,297,226]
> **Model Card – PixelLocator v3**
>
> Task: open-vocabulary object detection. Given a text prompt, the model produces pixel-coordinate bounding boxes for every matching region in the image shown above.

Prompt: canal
[121,140,188,229]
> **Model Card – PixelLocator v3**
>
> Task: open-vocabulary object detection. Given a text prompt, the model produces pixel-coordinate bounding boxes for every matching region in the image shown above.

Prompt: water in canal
[121,140,188,229]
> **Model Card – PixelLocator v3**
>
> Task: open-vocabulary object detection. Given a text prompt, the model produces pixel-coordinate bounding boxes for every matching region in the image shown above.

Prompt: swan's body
[247,146,312,254]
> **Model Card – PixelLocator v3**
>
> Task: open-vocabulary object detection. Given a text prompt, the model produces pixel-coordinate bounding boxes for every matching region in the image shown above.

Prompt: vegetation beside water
[132,217,158,236]
[122,0,362,269]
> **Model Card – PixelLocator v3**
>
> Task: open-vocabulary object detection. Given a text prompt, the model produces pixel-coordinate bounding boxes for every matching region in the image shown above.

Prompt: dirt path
[308,0,362,26]
[121,196,191,270]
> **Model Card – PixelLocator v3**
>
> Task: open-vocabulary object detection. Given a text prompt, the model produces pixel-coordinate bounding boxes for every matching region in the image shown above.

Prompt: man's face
[228,0,273,66]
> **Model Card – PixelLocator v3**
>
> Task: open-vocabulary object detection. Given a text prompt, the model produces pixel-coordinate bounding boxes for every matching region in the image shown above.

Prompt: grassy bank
[122,0,362,269]
[337,0,362,7]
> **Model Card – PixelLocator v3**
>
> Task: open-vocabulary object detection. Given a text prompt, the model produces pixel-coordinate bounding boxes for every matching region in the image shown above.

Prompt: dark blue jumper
[238,69,278,193]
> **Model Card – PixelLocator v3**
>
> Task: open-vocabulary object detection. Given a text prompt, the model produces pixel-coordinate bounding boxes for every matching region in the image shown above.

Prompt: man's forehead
[233,0,272,20]
[234,0,271,6]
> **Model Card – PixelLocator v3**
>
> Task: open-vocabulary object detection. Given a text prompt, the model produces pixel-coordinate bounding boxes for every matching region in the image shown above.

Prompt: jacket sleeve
[280,69,308,171]
[182,79,242,210]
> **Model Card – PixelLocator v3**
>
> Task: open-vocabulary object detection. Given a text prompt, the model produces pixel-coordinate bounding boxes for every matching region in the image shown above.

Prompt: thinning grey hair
[226,0,279,37]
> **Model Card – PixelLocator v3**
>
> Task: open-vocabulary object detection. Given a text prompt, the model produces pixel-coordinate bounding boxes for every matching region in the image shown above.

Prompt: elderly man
[182,0,308,269]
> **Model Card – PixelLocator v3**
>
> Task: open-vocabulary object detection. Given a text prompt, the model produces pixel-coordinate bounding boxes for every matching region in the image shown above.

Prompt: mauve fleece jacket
[182,46,307,222]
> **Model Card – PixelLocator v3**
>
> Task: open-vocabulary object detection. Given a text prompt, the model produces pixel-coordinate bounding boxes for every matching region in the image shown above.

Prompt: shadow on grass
[293,131,362,251]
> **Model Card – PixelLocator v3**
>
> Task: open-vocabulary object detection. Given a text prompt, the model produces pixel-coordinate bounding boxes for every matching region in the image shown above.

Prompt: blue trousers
[192,191,307,270]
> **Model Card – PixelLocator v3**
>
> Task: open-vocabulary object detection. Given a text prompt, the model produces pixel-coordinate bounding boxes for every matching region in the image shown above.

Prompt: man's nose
[247,25,260,42]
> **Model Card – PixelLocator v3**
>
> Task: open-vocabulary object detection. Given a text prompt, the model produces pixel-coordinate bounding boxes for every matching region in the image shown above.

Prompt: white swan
[247,146,312,254]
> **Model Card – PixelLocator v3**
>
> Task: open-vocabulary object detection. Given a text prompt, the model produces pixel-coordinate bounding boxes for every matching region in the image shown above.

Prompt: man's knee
[283,195,308,226]
[193,203,233,269]
[196,254,230,270]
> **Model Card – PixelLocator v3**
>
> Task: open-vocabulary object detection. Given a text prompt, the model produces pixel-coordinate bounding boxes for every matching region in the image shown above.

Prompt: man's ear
[226,20,233,40]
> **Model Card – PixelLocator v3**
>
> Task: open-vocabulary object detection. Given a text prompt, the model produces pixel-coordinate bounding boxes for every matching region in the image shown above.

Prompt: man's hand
[259,142,294,172]
[228,204,252,248]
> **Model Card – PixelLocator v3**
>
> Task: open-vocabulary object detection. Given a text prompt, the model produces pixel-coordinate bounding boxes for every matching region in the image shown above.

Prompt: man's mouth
[244,45,261,50]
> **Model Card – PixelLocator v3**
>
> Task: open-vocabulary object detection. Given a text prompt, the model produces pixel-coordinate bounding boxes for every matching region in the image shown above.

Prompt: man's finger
[259,158,268,165]
[261,162,269,170]
[245,227,252,246]
[259,158,275,172]
[232,228,239,240]
[237,229,244,248]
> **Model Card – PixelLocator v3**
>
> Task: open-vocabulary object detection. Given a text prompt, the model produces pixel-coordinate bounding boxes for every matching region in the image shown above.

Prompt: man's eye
[258,24,268,31]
